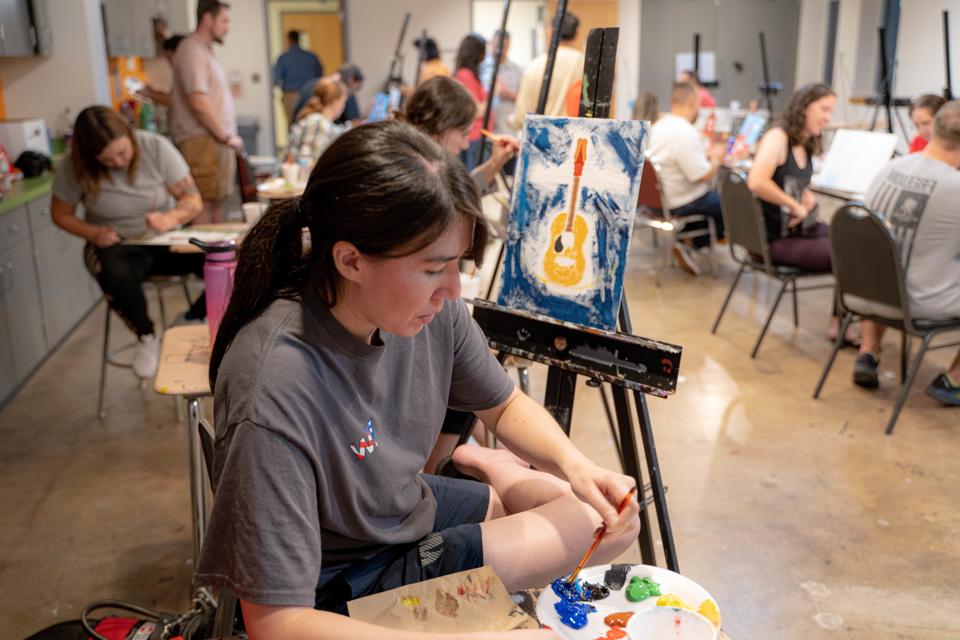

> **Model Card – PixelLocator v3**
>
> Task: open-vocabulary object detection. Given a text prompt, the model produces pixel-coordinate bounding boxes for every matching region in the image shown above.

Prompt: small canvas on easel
[498,115,647,330]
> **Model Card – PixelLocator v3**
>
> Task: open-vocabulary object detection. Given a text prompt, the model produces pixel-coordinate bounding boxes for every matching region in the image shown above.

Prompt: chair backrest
[719,169,771,267]
[637,157,666,217]
[829,203,910,322]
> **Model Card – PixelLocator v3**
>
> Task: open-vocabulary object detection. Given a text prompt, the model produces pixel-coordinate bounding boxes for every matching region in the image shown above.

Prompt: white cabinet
[0,0,34,57]
[0,233,47,380]
[0,194,98,407]
[103,0,191,58]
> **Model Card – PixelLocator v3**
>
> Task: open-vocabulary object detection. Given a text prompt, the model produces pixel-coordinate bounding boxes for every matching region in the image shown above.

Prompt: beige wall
[2,0,111,128]
[344,0,473,113]
[895,0,960,99]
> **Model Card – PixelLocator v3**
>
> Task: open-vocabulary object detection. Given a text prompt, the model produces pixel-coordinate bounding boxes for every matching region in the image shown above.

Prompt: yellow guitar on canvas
[543,138,589,287]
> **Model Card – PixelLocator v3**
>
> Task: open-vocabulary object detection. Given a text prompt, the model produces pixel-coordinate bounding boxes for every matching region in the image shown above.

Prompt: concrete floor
[1,239,958,638]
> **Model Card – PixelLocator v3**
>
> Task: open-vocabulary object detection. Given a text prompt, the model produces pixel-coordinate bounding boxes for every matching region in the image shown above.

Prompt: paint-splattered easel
[444,2,682,573]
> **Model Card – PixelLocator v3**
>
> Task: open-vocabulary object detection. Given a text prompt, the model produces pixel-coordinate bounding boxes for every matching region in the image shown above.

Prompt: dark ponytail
[210,120,489,387]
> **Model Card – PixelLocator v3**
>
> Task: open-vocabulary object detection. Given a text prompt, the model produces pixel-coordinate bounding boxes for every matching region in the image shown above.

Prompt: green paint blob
[624,576,661,602]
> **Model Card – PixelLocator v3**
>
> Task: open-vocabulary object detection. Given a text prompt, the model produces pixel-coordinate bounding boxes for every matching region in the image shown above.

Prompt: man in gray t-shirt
[853,101,960,405]
[171,0,241,221]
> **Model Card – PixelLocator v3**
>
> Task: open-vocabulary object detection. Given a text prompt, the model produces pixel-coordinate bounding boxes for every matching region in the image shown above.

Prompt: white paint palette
[536,564,720,640]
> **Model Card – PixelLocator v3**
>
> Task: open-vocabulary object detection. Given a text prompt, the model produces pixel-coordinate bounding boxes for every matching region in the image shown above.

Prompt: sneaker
[672,242,700,276]
[133,334,160,379]
[925,373,960,407]
[853,352,880,389]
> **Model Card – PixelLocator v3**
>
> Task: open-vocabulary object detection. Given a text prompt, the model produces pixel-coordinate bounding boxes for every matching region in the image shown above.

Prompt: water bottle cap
[189,237,237,253]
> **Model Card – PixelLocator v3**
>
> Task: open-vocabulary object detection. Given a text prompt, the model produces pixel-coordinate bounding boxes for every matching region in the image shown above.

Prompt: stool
[97,275,194,419]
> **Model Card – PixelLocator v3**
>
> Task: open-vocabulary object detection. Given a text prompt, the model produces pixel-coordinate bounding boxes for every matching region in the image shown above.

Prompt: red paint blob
[593,628,627,640]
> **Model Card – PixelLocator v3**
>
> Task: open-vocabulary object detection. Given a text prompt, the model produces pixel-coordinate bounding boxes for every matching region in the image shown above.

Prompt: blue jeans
[670,190,724,248]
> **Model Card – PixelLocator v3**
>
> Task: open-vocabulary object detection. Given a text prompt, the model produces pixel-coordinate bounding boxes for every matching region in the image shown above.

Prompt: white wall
[894,0,960,98]
[2,0,111,128]
[617,0,641,119]
[828,0,883,128]
[795,0,829,86]
[344,0,472,112]
[472,0,544,68]
[206,0,275,154]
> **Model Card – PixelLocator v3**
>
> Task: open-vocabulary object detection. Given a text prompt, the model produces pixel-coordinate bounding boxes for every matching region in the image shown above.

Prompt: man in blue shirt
[275,30,323,124]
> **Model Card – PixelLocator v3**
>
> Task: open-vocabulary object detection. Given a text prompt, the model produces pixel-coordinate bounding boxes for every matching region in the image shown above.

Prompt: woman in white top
[288,78,348,164]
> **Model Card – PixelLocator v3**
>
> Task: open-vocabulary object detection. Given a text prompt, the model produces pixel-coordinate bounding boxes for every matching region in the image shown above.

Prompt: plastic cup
[626,607,717,640]
[241,202,266,225]
[281,162,299,185]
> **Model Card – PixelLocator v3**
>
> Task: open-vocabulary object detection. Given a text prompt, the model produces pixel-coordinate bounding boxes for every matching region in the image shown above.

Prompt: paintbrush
[566,486,637,585]
[480,128,504,143]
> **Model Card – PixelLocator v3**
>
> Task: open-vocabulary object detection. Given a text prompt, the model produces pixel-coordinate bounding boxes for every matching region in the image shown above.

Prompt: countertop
[0,173,54,216]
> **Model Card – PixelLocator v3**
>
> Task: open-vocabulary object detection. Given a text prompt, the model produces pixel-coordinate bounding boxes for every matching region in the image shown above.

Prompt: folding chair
[812,204,960,434]
[711,170,833,358]
[635,157,717,285]
[98,275,193,419]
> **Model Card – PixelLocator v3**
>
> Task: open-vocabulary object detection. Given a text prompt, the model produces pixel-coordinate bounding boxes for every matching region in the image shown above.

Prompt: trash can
[237,116,259,155]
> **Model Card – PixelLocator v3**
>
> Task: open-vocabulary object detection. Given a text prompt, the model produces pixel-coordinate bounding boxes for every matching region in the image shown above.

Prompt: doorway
[267,0,344,151]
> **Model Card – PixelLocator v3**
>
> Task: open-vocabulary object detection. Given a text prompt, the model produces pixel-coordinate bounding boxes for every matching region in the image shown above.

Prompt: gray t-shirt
[52,130,190,240]
[865,153,960,319]
[193,287,514,606]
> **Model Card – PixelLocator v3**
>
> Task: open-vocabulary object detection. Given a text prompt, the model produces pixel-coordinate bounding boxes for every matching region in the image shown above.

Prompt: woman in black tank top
[747,83,858,344]
[749,83,834,256]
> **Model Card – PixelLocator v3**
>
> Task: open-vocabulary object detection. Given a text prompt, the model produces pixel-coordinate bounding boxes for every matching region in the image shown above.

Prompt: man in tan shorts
[171,0,242,222]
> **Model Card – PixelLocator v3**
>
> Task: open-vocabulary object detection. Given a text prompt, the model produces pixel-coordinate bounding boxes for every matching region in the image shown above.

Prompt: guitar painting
[542,138,589,287]
[498,116,647,330]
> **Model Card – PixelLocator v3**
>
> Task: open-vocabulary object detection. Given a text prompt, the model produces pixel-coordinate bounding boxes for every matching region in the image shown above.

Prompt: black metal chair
[711,170,833,358]
[812,204,960,434]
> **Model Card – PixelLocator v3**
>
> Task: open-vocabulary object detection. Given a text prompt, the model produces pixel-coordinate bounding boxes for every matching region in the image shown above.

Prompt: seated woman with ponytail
[195,120,639,640]
[403,76,518,193]
[287,78,348,165]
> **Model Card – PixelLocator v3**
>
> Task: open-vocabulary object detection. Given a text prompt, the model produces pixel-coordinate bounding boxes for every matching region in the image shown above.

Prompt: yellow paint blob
[655,594,692,610]
[698,599,721,627]
[401,596,421,608]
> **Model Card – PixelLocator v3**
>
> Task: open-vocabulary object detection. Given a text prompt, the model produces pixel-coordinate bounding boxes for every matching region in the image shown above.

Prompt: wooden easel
[447,13,681,571]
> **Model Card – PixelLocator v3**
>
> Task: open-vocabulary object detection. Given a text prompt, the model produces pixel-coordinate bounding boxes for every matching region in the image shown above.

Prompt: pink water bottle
[189,238,237,345]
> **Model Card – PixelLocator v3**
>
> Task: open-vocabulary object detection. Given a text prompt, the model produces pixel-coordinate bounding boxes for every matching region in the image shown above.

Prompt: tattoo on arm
[168,175,202,217]
[169,175,200,199]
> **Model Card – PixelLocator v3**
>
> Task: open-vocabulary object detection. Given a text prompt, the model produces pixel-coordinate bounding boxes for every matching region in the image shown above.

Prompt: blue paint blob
[551,577,585,601]
[554,599,596,629]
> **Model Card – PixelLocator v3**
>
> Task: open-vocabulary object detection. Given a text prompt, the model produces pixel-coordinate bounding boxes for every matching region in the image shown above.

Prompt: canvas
[497,115,647,330]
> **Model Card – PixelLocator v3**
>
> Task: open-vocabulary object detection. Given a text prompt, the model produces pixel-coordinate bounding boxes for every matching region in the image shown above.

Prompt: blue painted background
[498,116,647,330]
